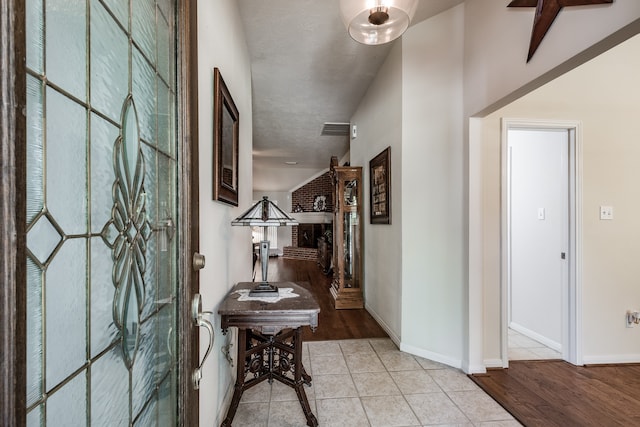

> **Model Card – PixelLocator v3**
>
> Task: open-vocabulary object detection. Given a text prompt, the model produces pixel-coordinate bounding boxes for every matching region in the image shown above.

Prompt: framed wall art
[369,146,391,224]
[213,67,239,206]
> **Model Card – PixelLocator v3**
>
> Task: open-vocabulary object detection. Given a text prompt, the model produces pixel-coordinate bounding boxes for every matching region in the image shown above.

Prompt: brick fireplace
[282,171,333,261]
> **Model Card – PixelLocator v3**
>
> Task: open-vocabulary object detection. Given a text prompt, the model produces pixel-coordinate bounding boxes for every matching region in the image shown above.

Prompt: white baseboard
[364,303,470,372]
[364,302,400,347]
[400,342,463,370]
[510,322,561,351]
[215,368,236,426]
[582,354,640,365]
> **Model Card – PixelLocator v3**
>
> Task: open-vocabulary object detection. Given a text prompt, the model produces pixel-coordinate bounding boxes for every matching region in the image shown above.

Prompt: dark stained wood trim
[177,0,200,424]
[0,0,27,425]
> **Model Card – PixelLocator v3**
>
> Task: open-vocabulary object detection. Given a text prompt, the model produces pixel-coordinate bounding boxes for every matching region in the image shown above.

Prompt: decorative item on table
[231,196,298,297]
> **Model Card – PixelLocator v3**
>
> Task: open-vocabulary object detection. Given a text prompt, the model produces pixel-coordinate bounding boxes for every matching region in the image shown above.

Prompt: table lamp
[231,196,298,296]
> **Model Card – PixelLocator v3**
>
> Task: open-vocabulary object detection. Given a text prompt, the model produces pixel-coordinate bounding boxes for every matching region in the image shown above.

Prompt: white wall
[196,1,253,425]
[350,5,466,366]
[481,34,640,365]
[463,0,640,117]
[350,36,403,343]
[400,5,465,367]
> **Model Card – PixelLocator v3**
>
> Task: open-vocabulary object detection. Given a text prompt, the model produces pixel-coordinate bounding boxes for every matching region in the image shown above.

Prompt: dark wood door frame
[178,0,201,424]
[1,0,27,425]
[1,0,200,424]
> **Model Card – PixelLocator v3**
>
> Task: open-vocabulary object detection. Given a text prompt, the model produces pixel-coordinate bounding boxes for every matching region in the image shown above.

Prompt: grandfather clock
[330,159,364,309]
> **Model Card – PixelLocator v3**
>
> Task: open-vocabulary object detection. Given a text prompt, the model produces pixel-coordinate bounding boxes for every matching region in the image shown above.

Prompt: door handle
[193,252,206,271]
[192,293,214,390]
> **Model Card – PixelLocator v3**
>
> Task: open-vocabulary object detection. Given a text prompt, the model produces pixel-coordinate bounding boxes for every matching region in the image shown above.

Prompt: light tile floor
[508,328,562,361]
[234,338,521,426]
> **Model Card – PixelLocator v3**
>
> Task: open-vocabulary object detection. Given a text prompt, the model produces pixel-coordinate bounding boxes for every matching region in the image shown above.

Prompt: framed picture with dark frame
[213,67,239,206]
[369,146,391,224]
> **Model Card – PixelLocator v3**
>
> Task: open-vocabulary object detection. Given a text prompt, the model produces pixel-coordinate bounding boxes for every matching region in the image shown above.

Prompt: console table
[218,281,320,427]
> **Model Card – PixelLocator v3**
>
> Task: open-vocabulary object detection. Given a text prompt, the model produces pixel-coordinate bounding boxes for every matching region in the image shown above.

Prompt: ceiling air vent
[321,122,350,136]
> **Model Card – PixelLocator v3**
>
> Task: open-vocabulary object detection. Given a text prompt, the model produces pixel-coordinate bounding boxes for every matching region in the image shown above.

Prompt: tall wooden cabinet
[330,164,363,309]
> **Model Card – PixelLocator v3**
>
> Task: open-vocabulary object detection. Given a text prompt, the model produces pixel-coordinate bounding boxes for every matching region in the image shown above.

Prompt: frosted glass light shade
[340,0,418,45]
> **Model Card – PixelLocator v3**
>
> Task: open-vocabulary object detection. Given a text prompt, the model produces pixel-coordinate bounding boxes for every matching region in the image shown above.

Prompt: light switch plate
[537,208,545,220]
[600,205,613,220]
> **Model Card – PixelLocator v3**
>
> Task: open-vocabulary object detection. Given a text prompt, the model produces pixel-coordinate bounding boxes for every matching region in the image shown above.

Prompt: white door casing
[501,119,583,368]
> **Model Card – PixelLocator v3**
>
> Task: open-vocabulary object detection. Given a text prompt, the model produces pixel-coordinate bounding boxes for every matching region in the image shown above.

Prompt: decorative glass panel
[157,374,176,426]
[133,395,158,427]
[132,0,157,66]
[45,0,86,101]
[46,87,87,235]
[157,153,175,300]
[26,0,43,73]
[157,13,171,83]
[90,113,119,233]
[45,238,87,390]
[27,214,62,265]
[133,47,157,144]
[132,316,158,418]
[111,97,151,368]
[155,305,175,382]
[26,257,43,407]
[90,237,118,358]
[140,143,157,321]
[46,372,87,426]
[91,0,129,122]
[157,81,173,155]
[26,0,179,423]
[101,0,129,33]
[157,0,173,28]
[91,346,129,427]
[26,74,43,224]
[26,404,42,427]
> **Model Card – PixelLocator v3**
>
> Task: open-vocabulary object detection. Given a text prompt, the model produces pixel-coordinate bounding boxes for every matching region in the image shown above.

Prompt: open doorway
[502,119,581,367]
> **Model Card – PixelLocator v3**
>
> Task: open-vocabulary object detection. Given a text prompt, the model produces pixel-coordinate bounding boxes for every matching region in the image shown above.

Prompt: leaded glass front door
[25,0,181,424]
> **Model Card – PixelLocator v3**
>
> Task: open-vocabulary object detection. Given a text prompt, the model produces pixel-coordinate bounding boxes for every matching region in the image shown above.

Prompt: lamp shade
[231,196,298,296]
[231,196,298,227]
[340,0,418,45]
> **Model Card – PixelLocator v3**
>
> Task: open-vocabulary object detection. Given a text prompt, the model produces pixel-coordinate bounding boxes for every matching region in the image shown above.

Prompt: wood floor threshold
[470,360,640,427]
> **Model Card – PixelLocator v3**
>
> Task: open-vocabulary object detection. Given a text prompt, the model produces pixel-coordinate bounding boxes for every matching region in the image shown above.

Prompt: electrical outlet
[626,310,640,328]
[600,205,613,220]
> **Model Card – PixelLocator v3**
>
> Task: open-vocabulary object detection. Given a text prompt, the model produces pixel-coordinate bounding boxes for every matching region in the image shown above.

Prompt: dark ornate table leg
[293,327,318,427]
[221,328,247,427]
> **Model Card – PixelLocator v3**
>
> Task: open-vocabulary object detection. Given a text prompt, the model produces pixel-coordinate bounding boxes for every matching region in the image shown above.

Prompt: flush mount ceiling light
[340,0,418,45]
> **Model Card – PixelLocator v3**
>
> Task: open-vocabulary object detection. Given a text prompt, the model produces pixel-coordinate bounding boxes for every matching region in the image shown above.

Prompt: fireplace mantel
[291,212,332,224]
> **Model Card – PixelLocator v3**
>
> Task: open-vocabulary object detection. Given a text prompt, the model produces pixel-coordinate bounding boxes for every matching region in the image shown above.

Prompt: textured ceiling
[237,0,464,192]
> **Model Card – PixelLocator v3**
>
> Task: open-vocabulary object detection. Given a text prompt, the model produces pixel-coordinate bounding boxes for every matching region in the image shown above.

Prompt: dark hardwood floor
[263,256,388,341]
[470,360,640,427]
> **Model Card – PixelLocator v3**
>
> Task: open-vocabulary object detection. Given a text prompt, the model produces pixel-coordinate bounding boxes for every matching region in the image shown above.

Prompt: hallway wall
[196,1,253,425]
[350,4,466,367]
[350,36,404,344]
